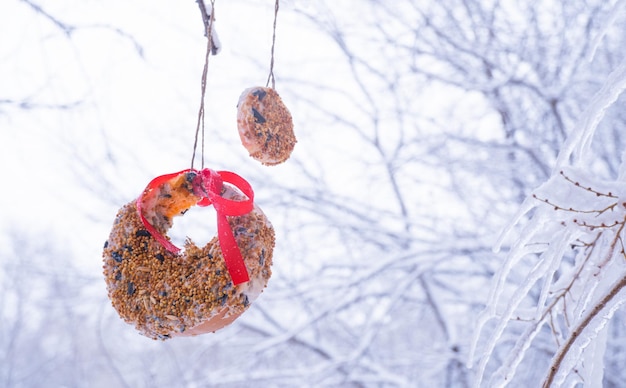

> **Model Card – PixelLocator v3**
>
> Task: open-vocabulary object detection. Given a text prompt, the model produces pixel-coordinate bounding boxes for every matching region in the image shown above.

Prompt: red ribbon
[136,168,254,285]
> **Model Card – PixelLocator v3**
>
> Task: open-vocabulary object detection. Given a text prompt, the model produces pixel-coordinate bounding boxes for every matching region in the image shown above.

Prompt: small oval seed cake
[237,86,296,165]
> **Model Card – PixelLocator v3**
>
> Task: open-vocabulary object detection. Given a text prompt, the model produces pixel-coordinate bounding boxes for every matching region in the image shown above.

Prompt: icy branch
[543,274,626,387]
[555,59,626,168]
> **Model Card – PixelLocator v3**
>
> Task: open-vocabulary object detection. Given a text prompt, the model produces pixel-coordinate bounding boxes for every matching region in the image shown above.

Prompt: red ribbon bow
[136,168,254,285]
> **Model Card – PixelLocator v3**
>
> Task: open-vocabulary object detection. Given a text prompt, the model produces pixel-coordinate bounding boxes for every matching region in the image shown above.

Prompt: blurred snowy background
[2,0,626,387]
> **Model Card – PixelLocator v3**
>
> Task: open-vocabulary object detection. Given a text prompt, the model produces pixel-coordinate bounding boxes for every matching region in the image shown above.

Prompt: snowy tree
[290,1,626,386]
[470,62,626,387]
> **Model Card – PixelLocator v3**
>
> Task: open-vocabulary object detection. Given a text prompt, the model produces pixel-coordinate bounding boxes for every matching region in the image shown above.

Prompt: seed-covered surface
[103,185,275,340]
[237,86,296,166]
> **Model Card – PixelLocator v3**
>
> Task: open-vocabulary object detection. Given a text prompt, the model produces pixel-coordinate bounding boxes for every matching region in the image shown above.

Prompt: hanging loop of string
[266,0,280,89]
[191,0,218,171]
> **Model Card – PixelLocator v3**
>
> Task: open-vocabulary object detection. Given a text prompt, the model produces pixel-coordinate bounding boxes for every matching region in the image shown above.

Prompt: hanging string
[265,0,280,89]
[191,0,217,170]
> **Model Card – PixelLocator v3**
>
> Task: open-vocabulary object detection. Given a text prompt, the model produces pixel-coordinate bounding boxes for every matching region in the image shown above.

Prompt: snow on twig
[555,60,626,169]
[472,57,626,387]
[544,273,626,387]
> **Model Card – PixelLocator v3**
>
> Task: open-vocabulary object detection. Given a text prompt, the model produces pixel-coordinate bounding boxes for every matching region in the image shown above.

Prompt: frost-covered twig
[196,0,221,54]
[487,234,602,385]
[473,168,626,386]
[472,55,626,387]
[555,60,626,168]
[543,271,626,387]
